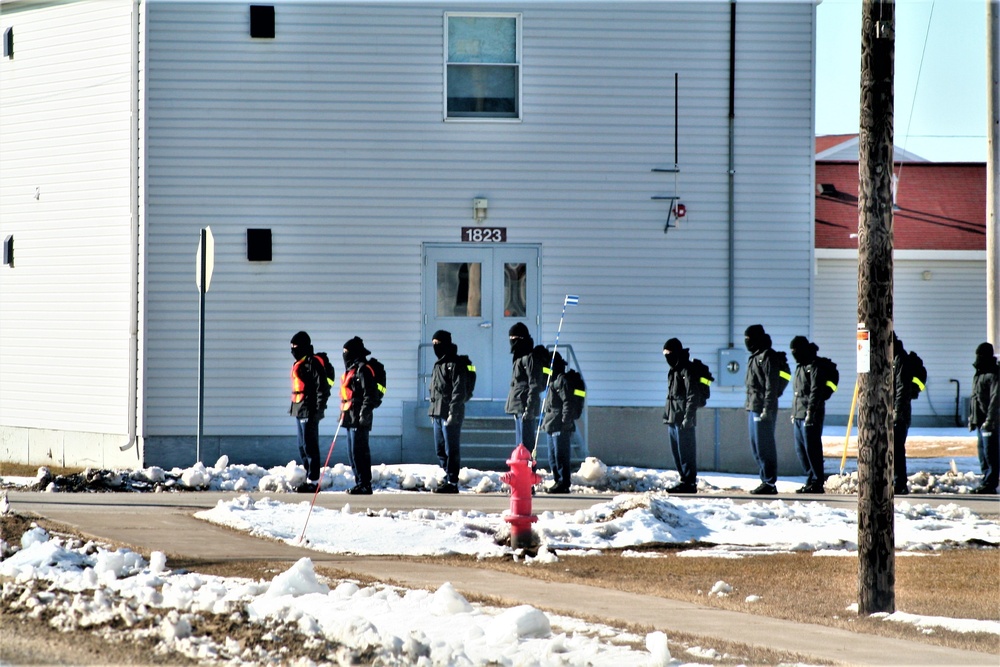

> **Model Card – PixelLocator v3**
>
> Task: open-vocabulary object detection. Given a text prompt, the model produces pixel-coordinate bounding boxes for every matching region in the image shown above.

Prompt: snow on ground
[2,447,997,666]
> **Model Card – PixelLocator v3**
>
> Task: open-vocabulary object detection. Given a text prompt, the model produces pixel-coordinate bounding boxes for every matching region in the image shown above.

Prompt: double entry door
[422,244,540,401]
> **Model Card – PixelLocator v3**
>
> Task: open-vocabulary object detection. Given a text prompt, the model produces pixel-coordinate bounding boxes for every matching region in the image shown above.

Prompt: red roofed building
[812,136,988,426]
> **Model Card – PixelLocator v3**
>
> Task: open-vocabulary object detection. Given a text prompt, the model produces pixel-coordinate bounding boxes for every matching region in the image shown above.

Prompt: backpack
[815,356,840,401]
[455,354,477,403]
[688,358,714,408]
[314,352,335,410]
[364,357,387,408]
[773,350,792,397]
[563,369,587,422]
[907,350,927,399]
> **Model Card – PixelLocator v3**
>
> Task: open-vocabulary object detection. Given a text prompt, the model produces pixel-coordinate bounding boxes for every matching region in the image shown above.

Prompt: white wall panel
[0,0,136,435]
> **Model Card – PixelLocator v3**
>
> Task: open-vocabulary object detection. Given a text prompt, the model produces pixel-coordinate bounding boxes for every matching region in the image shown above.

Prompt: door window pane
[437,262,482,317]
[446,15,519,119]
[503,262,526,317]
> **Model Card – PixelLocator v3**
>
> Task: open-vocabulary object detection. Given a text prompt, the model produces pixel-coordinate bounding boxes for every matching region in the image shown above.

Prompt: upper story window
[445,13,521,120]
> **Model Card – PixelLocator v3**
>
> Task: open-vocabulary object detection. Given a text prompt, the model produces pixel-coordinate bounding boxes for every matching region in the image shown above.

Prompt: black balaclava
[290,331,312,360]
[432,330,453,360]
[790,336,817,365]
[342,336,370,369]
[508,322,533,357]
[893,332,905,359]
[662,338,686,368]
[975,342,997,371]
[744,324,766,354]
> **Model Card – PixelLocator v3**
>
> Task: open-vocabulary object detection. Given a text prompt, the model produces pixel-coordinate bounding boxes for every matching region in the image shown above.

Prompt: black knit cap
[789,335,810,351]
[432,330,452,344]
[744,324,765,340]
[508,322,530,338]
[290,331,311,347]
[977,342,995,357]
[343,336,370,357]
[663,338,684,354]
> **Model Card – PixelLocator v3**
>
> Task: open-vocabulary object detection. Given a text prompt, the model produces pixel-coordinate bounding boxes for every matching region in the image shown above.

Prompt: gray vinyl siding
[139,0,816,439]
[814,252,988,423]
[0,0,135,435]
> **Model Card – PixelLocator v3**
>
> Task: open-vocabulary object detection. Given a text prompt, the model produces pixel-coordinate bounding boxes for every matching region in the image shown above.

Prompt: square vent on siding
[250,5,275,39]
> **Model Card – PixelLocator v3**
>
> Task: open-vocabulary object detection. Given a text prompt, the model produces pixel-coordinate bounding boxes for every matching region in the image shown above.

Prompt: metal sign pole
[197,227,207,465]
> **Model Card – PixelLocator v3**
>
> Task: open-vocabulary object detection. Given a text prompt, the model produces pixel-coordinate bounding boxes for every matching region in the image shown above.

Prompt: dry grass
[823,435,978,459]
[413,547,1000,655]
[0,462,83,478]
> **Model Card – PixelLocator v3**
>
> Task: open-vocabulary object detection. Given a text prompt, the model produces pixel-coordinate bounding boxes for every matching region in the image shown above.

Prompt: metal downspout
[121,0,141,457]
[727,0,737,349]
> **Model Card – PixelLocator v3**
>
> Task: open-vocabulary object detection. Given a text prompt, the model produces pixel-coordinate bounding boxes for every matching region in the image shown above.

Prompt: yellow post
[840,379,860,474]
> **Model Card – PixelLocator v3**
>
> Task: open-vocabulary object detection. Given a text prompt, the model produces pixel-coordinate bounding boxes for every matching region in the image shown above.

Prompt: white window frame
[444,12,522,122]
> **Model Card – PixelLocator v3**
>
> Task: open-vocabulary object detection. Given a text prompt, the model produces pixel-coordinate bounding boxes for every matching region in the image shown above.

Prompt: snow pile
[4,453,990,496]
[0,526,679,666]
[195,492,1000,557]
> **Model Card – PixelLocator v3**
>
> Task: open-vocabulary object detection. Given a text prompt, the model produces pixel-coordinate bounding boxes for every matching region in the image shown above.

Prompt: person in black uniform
[970,342,999,495]
[892,333,913,495]
[428,330,466,494]
[662,338,699,494]
[745,324,780,495]
[341,336,378,495]
[288,331,328,493]
[506,322,544,446]
[790,336,826,494]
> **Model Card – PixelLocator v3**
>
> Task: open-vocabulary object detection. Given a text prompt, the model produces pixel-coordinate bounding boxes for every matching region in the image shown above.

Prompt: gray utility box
[718,347,749,387]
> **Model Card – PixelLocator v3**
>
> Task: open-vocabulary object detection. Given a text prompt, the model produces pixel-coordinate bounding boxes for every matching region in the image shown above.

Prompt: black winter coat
[664,354,698,427]
[893,346,912,426]
[428,351,467,425]
[745,348,780,417]
[506,350,544,417]
[970,358,999,431]
[541,372,576,434]
[340,360,379,430]
[791,362,825,423]
[289,354,327,420]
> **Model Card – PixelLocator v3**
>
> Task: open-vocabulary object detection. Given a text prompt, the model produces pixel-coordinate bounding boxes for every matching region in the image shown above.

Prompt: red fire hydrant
[501,443,542,549]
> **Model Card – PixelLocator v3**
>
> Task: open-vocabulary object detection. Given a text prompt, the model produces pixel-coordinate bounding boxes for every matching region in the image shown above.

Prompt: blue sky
[816,0,989,162]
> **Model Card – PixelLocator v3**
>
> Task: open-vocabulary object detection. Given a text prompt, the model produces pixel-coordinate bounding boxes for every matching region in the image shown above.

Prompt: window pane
[437,262,482,317]
[447,65,517,116]
[503,263,526,317]
[448,17,516,64]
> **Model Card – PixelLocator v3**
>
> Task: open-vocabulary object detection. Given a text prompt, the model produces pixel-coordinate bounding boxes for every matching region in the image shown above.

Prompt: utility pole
[857,0,896,615]
[988,0,999,347]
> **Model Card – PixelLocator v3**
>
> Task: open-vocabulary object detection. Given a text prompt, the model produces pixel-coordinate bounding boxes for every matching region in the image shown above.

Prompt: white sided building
[0,0,818,473]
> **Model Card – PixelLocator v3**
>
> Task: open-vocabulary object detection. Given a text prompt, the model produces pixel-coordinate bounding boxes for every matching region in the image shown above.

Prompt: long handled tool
[296,415,344,544]
[839,380,860,475]
[531,295,579,459]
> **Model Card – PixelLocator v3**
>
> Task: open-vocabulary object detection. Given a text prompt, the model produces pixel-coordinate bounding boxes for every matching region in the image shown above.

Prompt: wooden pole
[857,0,896,615]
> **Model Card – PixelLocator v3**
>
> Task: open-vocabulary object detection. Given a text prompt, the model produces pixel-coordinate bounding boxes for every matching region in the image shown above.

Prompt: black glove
[681,419,694,430]
[969,420,977,432]
[359,412,373,430]
[983,422,995,436]
[759,411,773,422]
[805,412,814,427]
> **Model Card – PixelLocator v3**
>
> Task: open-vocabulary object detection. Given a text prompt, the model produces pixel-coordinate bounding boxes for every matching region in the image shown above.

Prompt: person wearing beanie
[540,351,576,493]
[790,336,826,494]
[428,329,467,494]
[892,333,913,495]
[289,331,329,492]
[505,322,544,446]
[969,342,999,494]
[744,324,780,495]
[662,337,699,494]
[340,336,377,495]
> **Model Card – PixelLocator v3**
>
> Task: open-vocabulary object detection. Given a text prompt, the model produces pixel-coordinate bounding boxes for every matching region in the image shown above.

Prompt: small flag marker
[564,295,579,306]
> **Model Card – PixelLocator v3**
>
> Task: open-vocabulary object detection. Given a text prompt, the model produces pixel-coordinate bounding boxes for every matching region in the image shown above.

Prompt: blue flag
[564,294,579,306]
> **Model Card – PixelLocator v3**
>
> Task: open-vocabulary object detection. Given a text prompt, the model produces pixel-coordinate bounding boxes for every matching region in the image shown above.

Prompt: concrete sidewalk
[8,491,997,667]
